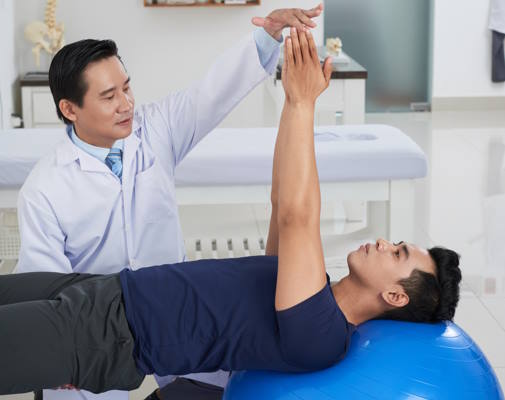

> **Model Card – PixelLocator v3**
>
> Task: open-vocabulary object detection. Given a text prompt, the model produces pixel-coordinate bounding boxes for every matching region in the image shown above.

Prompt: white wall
[13,0,324,128]
[432,0,505,98]
[0,0,16,129]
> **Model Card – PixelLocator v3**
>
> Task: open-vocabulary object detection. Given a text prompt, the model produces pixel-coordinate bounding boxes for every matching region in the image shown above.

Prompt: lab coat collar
[56,133,78,166]
[56,131,112,174]
[132,111,141,133]
[56,115,142,172]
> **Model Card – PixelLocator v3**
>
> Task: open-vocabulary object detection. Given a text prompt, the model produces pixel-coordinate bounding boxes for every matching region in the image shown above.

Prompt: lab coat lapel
[77,149,112,174]
[56,134,111,174]
[56,136,78,166]
[123,123,141,178]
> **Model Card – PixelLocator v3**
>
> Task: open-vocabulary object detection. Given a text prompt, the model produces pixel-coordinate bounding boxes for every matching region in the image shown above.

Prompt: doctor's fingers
[293,9,317,29]
[302,4,323,19]
[286,16,307,34]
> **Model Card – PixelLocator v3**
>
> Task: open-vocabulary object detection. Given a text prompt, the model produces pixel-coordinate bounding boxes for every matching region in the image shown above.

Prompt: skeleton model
[24,0,65,67]
[326,37,343,56]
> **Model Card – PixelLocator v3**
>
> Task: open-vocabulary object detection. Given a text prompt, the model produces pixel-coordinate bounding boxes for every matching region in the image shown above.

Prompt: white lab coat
[489,0,505,34]
[16,33,275,400]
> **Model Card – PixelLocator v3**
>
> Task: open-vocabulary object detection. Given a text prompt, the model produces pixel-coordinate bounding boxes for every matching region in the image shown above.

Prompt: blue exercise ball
[224,320,504,399]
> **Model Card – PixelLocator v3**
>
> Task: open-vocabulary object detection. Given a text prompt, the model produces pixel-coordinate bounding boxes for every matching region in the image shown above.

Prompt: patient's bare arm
[265,122,281,256]
[275,28,332,311]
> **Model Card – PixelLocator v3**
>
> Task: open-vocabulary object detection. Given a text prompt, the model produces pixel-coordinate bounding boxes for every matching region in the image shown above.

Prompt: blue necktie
[105,148,123,179]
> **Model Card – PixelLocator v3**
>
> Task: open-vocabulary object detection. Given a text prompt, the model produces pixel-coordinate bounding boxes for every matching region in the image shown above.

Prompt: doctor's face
[72,56,135,148]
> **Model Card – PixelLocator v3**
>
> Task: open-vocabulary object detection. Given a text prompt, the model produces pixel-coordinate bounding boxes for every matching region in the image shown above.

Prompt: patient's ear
[381,285,409,308]
[59,99,78,123]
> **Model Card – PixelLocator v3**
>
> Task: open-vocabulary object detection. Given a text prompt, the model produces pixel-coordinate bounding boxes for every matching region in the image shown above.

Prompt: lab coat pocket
[133,159,175,223]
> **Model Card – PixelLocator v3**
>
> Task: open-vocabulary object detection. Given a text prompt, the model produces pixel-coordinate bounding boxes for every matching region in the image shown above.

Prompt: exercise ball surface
[224,320,504,399]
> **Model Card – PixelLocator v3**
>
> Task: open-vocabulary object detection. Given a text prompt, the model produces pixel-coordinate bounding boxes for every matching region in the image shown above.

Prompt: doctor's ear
[59,99,78,123]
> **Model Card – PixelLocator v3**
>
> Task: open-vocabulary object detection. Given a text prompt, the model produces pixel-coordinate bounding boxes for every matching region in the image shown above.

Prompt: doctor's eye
[395,250,400,259]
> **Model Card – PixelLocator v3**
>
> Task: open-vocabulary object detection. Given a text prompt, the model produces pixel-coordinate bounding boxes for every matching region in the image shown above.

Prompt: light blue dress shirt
[254,27,283,73]
[69,125,124,161]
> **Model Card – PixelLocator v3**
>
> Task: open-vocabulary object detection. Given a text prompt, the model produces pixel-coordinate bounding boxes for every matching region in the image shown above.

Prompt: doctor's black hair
[48,39,124,125]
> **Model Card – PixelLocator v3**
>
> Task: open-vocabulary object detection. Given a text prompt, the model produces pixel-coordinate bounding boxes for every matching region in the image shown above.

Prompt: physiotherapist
[14,4,324,400]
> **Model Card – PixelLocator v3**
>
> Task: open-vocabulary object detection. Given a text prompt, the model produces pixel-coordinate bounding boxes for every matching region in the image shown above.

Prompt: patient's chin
[347,251,359,270]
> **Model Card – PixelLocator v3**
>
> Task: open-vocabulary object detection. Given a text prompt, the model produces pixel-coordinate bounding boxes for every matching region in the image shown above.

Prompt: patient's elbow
[277,202,318,228]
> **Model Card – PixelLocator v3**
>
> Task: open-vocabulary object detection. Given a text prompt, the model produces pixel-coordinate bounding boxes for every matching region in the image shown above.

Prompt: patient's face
[347,238,436,294]
[72,56,134,147]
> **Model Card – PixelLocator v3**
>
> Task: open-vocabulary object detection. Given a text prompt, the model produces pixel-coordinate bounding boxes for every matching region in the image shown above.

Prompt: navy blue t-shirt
[119,256,353,376]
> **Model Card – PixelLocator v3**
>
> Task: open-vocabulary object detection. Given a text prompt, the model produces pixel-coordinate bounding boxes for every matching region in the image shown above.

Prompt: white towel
[489,0,505,34]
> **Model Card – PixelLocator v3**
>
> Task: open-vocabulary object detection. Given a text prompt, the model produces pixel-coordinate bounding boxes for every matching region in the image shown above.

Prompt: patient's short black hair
[48,39,123,125]
[379,247,462,323]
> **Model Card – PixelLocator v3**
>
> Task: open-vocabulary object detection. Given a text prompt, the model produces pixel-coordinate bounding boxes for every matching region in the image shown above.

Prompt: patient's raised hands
[282,27,333,107]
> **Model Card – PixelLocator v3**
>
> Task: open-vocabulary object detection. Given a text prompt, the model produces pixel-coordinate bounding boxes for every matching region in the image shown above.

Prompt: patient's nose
[376,238,390,252]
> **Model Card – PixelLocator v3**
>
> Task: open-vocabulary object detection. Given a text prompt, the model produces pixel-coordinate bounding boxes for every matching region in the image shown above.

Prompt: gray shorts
[0,272,145,395]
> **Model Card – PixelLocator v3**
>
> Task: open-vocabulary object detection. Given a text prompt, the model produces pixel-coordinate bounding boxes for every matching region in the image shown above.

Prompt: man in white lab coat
[15,4,324,400]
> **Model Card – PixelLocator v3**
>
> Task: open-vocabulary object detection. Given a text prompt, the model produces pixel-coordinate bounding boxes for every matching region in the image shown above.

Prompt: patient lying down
[0,29,462,395]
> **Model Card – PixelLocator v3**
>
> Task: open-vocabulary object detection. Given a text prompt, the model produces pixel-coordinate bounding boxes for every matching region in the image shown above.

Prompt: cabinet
[20,73,63,128]
[266,53,368,125]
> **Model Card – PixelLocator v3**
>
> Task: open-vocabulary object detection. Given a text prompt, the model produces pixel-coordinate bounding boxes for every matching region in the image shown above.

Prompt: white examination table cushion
[175,125,427,185]
[0,125,426,189]
[0,129,66,188]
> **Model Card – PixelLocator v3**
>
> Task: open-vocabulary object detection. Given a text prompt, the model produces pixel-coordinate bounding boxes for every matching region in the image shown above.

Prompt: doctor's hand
[281,28,333,106]
[251,3,323,41]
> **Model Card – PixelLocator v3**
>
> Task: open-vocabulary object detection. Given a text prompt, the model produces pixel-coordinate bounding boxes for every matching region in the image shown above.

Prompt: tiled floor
[1,109,504,398]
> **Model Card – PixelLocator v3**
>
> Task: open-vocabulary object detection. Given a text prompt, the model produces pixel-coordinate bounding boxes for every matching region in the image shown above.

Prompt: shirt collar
[68,124,124,163]
[56,114,141,168]
[55,130,108,173]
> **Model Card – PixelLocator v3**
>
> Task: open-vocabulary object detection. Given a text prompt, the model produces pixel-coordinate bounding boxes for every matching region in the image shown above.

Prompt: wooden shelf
[144,0,260,7]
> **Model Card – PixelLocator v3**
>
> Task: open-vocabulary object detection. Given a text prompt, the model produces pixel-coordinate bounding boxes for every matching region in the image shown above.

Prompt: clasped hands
[254,4,332,109]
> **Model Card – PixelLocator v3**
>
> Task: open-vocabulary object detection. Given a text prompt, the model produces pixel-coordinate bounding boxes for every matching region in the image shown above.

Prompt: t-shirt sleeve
[276,283,351,371]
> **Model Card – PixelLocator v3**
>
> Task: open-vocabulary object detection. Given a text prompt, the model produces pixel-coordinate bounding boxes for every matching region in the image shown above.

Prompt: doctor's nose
[118,91,134,113]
